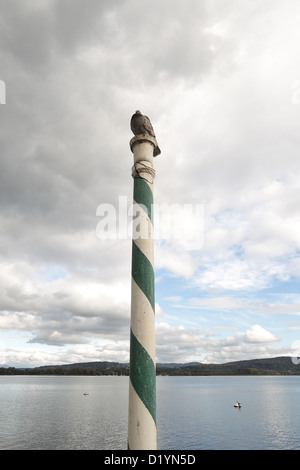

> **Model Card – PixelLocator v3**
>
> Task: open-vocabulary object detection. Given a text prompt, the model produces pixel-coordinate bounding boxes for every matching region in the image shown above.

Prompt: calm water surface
[0,375,299,450]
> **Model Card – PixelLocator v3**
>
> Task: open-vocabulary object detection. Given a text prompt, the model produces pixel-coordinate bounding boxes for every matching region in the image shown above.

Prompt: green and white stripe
[128,137,157,450]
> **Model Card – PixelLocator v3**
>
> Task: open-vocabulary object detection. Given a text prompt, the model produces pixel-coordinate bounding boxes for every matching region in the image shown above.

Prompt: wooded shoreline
[1,356,299,376]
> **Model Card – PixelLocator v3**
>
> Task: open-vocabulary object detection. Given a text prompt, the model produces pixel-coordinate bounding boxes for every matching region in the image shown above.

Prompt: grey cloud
[112,0,228,85]
[0,0,116,70]
[1,278,130,347]
[0,1,54,71]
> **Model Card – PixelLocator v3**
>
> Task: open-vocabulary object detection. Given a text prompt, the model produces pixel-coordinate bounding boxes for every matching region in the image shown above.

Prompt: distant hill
[157,356,300,376]
[0,356,300,376]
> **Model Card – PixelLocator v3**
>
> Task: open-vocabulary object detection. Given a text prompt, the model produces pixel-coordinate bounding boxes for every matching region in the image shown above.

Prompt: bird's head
[135,110,141,115]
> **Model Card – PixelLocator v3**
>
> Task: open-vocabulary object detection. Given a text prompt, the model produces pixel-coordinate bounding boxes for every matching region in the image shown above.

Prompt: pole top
[130,134,159,155]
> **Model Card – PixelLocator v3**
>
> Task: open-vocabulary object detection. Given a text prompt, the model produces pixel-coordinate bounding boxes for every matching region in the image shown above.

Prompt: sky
[1,0,300,367]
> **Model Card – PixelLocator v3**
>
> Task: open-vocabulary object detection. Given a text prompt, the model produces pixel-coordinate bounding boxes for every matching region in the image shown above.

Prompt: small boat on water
[83,392,89,396]
[234,401,241,408]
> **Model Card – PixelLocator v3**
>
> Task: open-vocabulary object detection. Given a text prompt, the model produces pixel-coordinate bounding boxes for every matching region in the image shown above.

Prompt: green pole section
[128,133,158,450]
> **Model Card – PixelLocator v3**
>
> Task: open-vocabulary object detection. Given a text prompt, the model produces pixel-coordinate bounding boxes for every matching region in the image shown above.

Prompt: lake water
[0,375,299,450]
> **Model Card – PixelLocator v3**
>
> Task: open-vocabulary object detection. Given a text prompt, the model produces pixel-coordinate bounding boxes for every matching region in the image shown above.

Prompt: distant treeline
[1,356,300,376]
[0,366,129,376]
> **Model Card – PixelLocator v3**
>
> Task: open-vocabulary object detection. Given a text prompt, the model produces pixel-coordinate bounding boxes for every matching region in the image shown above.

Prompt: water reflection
[252,378,298,449]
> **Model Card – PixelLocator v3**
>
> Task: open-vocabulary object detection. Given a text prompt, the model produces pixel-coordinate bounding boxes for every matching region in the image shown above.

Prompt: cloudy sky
[1,0,300,367]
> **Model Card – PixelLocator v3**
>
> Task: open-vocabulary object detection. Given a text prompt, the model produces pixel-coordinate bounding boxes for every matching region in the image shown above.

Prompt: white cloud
[155,242,198,278]
[188,296,247,310]
[155,322,281,364]
[243,325,280,344]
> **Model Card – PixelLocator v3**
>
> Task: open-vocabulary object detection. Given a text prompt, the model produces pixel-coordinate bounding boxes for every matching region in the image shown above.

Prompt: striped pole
[128,134,157,450]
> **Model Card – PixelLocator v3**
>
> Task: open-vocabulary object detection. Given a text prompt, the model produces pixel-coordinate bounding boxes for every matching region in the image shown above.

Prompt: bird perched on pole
[130,110,161,156]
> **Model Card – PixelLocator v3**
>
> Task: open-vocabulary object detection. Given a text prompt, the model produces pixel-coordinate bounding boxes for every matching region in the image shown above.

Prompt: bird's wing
[142,115,156,137]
